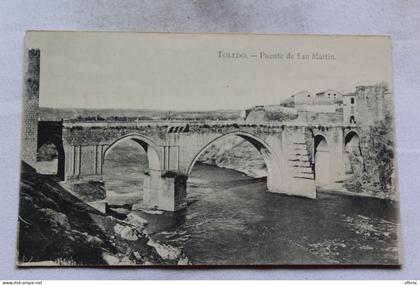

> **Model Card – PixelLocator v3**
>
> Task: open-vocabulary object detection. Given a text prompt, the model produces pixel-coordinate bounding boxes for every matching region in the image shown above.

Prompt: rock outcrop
[197,136,267,178]
[18,162,188,266]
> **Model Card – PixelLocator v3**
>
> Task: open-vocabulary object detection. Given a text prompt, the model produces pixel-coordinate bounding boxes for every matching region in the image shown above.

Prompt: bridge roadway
[39,119,361,211]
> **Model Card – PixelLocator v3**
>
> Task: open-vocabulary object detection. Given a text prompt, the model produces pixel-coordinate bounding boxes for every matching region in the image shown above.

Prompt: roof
[315,89,342,96]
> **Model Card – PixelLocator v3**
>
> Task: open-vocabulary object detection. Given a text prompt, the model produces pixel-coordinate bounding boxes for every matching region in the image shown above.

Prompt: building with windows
[244,84,388,127]
[315,89,343,105]
[343,93,357,124]
[291,91,316,105]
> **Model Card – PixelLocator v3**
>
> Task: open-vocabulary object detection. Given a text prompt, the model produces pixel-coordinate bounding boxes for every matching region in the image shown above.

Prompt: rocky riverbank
[17,162,189,266]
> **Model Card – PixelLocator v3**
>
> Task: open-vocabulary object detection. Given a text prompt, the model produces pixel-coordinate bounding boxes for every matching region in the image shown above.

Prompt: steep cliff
[343,116,398,200]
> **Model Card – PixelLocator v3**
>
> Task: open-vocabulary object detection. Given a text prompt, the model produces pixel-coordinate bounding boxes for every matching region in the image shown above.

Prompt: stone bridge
[38,120,361,211]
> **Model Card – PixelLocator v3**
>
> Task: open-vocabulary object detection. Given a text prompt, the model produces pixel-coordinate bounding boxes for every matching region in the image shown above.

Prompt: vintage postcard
[18,32,401,266]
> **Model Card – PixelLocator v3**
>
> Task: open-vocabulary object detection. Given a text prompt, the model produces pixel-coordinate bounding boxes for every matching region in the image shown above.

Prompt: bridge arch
[103,133,161,171]
[101,133,163,209]
[186,130,275,177]
[344,130,360,146]
[344,130,363,176]
[314,134,330,185]
[36,139,65,180]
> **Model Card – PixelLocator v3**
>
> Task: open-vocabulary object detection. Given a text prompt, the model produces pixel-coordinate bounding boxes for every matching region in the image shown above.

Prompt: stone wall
[245,106,297,122]
[296,107,343,125]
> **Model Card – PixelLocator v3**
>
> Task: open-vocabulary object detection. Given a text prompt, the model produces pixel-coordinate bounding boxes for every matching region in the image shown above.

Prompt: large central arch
[186,131,274,175]
[186,131,278,193]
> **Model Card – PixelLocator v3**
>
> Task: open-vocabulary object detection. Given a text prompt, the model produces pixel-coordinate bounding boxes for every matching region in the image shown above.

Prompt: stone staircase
[287,130,315,181]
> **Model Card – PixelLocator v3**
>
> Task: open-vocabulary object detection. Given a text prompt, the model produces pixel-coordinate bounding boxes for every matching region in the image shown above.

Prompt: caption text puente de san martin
[217,51,336,60]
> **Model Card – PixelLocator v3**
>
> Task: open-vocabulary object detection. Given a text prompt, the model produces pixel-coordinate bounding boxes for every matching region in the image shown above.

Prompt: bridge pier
[266,127,317,198]
[143,171,187,211]
[328,128,345,184]
[266,159,317,199]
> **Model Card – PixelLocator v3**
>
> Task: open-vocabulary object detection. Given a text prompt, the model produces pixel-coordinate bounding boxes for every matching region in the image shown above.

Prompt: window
[350,116,356,124]
[351,98,355,104]
[307,94,310,98]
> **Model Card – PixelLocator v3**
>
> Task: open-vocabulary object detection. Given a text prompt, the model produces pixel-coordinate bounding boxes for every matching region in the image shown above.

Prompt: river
[103,141,400,265]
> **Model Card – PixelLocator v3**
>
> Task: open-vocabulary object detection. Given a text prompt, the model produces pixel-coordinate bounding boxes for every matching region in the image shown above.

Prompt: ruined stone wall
[296,108,343,124]
[355,85,387,126]
[21,49,40,167]
[245,106,297,122]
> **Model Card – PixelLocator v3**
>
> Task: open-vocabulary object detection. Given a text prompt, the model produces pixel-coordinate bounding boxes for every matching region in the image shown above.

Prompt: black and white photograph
[17,32,401,266]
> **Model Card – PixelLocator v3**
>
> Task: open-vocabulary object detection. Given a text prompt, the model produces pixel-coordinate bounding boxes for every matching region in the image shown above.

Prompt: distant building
[291,91,316,105]
[242,84,388,126]
[292,89,343,106]
[315,89,343,105]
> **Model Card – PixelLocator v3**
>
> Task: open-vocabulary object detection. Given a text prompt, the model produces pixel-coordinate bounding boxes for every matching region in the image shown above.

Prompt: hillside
[17,162,188,266]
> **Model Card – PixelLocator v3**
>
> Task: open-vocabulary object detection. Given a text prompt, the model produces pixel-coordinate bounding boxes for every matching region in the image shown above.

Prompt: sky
[26,32,392,111]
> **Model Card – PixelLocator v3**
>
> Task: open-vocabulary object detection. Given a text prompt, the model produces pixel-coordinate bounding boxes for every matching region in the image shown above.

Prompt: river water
[103,141,400,265]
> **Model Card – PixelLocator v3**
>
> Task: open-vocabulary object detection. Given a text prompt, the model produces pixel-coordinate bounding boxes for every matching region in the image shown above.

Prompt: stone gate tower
[21,49,40,167]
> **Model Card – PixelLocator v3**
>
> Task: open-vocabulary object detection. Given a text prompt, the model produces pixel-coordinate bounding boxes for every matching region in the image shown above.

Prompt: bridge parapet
[61,120,360,139]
